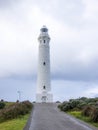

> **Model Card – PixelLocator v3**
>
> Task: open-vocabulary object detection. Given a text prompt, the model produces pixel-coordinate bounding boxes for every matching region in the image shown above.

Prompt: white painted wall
[36,26,53,103]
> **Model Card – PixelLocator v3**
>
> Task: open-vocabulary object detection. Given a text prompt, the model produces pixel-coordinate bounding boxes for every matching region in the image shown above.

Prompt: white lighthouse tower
[36,26,53,103]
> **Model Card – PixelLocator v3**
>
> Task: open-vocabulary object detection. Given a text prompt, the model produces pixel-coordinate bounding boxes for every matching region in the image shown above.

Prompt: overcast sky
[0,0,98,102]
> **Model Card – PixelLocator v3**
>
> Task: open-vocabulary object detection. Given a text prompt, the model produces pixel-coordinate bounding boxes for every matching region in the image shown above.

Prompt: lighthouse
[36,26,53,103]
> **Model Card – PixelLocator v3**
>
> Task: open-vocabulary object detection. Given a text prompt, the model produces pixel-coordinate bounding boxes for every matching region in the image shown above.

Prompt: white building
[36,26,53,103]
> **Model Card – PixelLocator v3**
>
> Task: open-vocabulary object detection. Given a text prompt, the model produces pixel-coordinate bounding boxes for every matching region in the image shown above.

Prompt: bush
[1,99,4,102]
[56,101,61,103]
[0,102,5,109]
[77,102,87,110]
[58,97,98,112]
[0,100,33,122]
[58,102,73,111]
[58,99,83,112]
[82,106,98,122]
[69,99,80,108]
[58,97,98,124]
[91,108,98,122]
[82,106,94,117]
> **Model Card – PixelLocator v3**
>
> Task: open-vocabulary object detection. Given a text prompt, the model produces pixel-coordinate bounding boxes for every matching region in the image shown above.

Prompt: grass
[0,114,29,130]
[67,111,98,128]
[5,102,15,107]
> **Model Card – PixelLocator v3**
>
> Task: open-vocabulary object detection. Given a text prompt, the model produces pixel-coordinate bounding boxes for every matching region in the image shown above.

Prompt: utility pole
[17,91,21,102]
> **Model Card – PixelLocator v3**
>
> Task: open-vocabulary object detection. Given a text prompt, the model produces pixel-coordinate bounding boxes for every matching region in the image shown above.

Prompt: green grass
[67,111,98,128]
[0,114,29,130]
[5,102,15,107]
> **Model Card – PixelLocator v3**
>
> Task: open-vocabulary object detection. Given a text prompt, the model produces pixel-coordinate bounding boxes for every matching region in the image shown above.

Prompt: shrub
[56,101,61,103]
[0,100,33,122]
[58,97,98,112]
[16,100,19,103]
[58,102,73,111]
[82,106,94,117]
[58,104,63,110]
[0,102,5,109]
[69,99,80,108]
[91,108,98,122]
[62,103,70,111]
[58,97,98,124]
[77,101,87,110]
[1,99,4,102]
[22,101,32,110]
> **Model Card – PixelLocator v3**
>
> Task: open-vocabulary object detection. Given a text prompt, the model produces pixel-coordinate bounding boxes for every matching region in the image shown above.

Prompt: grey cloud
[0,78,36,101]
[0,0,98,82]
[0,0,98,101]
[31,0,85,27]
[52,80,98,101]
[0,78,97,102]
[0,0,20,9]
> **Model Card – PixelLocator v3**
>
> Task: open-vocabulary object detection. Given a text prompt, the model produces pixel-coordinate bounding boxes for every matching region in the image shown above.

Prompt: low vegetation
[58,97,98,127]
[0,100,32,123]
[0,114,29,130]
[0,101,6,109]
[68,111,98,127]
[0,100,33,130]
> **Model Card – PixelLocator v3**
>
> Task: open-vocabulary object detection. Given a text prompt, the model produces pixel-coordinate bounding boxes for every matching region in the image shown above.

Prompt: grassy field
[0,114,29,130]
[5,102,15,107]
[68,111,98,128]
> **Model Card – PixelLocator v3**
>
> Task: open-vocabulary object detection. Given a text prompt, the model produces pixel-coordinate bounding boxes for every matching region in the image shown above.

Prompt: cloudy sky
[0,0,98,102]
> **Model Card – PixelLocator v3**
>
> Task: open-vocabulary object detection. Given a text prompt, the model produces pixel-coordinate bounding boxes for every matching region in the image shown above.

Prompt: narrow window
[43,86,46,89]
[43,62,46,65]
[44,40,45,43]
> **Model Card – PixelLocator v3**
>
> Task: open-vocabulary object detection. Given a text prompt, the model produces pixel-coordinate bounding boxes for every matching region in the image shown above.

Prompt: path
[24,103,98,130]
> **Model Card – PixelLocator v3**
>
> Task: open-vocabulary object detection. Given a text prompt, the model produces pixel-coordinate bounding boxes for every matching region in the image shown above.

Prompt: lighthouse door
[42,96,47,103]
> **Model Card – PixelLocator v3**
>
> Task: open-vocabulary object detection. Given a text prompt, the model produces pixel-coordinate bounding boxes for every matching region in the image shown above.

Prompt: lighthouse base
[36,92,53,103]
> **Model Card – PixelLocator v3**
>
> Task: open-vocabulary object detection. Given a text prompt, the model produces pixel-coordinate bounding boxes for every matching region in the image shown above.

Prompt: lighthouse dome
[40,25,48,32]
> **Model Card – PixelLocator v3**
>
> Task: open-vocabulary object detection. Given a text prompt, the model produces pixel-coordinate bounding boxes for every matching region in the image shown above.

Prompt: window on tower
[44,40,45,43]
[43,86,46,89]
[43,62,46,65]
